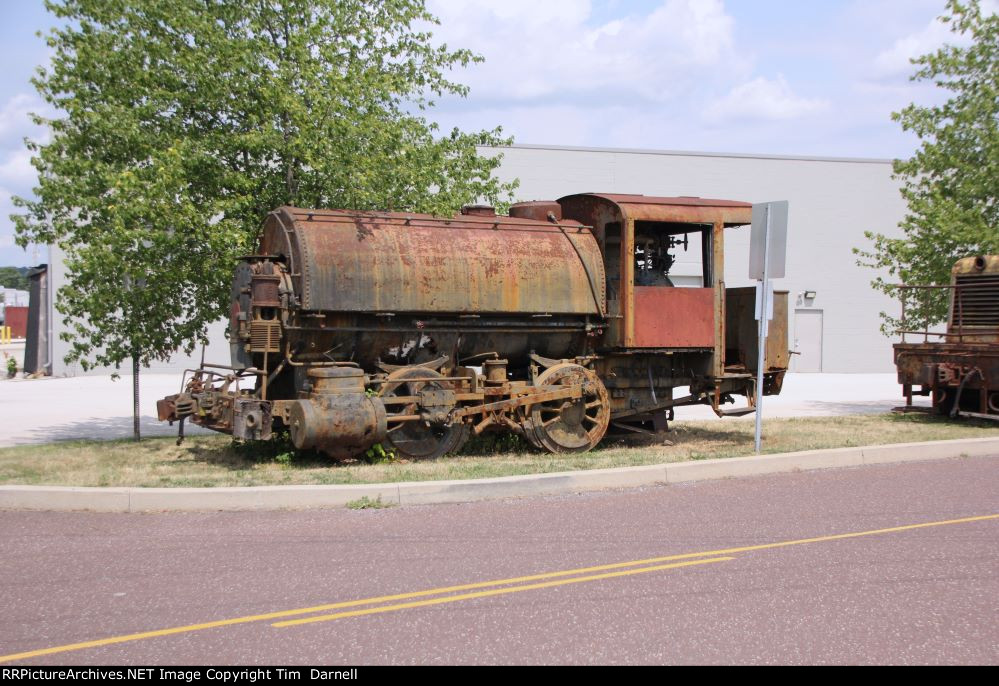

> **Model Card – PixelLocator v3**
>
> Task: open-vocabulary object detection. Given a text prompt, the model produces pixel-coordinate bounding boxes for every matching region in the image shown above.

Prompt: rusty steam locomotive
[157,193,790,458]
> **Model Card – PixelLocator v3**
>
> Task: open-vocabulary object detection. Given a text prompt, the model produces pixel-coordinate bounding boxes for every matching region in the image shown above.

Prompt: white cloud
[428,0,746,102]
[871,0,998,79]
[425,1,891,156]
[0,93,49,202]
[0,92,51,266]
[872,15,958,78]
[705,75,828,124]
[0,148,35,190]
[0,185,35,266]
[0,93,45,140]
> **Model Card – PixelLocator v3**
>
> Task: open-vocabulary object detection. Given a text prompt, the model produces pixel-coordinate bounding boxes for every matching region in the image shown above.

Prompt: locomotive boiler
[158,193,790,458]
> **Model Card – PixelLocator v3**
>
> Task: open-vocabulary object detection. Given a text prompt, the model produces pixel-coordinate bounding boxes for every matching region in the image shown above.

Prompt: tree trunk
[133,352,140,441]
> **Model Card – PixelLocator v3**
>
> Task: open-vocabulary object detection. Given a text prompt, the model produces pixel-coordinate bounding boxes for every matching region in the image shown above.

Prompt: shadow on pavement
[11,415,212,445]
[800,400,928,415]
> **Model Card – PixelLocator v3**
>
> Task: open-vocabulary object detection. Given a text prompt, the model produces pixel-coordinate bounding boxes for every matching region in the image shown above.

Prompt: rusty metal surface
[260,208,605,317]
[953,254,999,277]
[557,194,628,346]
[557,194,752,352]
[232,399,272,441]
[632,287,714,348]
[712,222,726,378]
[589,193,752,208]
[895,343,999,375]
[951,256,999,341]
[279,314,591,371]
[529,363,610,453]
[894,342,999,372]
[894,255,999,417]
[724,287,790,373]
[562,193,753,227]
[509,201,562,222]
[894,342,999,415]
[378,368,469,459]
[460,205,496,217]
[289,394,387,457]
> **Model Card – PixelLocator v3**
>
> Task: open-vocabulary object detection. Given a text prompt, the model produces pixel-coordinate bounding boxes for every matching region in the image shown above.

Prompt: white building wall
[48,243,230,377]
[2,289,29,307]
[47,144,907,376]
[492,144,907,373]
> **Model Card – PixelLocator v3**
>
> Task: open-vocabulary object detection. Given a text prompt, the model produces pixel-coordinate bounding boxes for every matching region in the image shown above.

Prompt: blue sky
[0,0,989,266]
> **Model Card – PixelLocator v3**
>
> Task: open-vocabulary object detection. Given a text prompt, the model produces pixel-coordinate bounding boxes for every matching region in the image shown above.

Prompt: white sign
[749,201,788,280]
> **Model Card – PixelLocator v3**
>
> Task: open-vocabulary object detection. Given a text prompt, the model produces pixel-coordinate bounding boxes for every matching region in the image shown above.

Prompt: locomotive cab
[556,193,788,424]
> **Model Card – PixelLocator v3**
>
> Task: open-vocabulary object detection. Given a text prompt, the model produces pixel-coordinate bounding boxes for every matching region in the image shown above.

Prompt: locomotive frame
[158,193,791,458]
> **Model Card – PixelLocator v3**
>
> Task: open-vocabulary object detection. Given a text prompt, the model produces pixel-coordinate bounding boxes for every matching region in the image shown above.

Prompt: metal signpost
[749,201,789,453]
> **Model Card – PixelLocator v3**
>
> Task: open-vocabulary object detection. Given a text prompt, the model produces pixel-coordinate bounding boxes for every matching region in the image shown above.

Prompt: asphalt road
[1,456,996,665]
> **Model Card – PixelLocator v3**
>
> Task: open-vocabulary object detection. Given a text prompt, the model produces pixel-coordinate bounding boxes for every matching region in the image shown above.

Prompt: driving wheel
[379,367,469,460]
[529,363,610,453]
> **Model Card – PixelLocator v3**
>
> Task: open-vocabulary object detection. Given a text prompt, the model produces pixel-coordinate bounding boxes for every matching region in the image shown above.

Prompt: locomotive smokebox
[288,367,388,458]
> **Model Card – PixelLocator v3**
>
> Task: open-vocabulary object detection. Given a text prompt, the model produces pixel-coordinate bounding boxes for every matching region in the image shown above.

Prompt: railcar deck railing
[895,277,999,343]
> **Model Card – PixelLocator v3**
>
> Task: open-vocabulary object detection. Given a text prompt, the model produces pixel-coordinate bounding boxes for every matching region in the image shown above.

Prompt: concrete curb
[1,437,996,513]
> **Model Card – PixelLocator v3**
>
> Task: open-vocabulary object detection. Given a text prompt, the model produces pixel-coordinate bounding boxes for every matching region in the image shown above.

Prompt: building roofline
[487,142,894,166]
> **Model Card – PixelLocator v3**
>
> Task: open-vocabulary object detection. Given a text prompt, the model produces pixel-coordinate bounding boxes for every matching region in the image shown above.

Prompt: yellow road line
[273,557,735,627]
[2,513,995,663]
[662,513,999,559]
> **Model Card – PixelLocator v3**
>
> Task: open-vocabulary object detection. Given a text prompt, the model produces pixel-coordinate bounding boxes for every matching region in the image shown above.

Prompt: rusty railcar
[158,193,789,458]
[894,255,999,420]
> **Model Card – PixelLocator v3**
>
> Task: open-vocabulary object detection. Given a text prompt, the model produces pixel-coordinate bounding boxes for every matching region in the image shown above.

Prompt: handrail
[893,281,998,343]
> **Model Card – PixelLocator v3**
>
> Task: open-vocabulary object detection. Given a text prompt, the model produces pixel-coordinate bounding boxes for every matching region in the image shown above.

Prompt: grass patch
[345,495,394,510]
[0,413,996,488]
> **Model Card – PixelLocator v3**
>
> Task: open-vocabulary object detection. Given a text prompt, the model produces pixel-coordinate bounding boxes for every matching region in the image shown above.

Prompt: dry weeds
[0,414,995,488]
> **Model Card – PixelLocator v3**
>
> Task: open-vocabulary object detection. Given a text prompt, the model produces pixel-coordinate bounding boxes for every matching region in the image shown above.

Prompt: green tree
[856,0,998,333]
[0,267,29,291]
[12,0,516,371]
